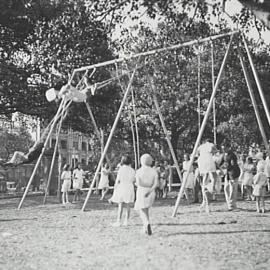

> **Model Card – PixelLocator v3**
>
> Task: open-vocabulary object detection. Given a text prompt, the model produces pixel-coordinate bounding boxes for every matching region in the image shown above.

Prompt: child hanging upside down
[2,123,51,167]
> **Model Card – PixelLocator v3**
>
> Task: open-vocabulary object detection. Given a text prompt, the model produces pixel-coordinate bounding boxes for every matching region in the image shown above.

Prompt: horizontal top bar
[74,30,239,74]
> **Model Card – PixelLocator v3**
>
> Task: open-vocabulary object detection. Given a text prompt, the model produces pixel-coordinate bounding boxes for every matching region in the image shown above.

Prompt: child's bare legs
[62,191,69,204]
[112,203,123,227]
[261,197,265,213]
[62,192,66,204]
[73,190,78,202]
[245,186,252,200]
[123,203,131,226]
[256,197,260,213]
[100,188,109,200]
[139,208,152,235]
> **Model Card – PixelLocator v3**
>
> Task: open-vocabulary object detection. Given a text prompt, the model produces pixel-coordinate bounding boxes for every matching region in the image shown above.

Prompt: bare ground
[0,194,270,270]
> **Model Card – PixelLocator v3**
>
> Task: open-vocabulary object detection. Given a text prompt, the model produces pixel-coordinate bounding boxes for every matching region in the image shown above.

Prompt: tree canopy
[1,0,270,162]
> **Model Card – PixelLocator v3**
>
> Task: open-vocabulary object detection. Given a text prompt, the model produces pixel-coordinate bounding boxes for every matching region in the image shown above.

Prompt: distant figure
[223,145,241,211]
[110,155,135,227]
[98,163,110,201]
[163,160,172,195]
[182,153,195,199]
[253,163,268,213]
[72,163,84,202]
[61,164,71,205]
[242,157,255,201]
[134,154,158,235]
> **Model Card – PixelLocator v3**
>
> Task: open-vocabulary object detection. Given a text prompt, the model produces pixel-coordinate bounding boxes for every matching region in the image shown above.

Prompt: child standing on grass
[110,155,135,227]
[98,163,110,201]
[253,163,268,213]
[61,164,71,204]
[134,154,158,235]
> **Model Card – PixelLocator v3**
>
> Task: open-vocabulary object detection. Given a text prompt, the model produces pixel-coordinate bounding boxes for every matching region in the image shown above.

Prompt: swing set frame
[17,30,270,220]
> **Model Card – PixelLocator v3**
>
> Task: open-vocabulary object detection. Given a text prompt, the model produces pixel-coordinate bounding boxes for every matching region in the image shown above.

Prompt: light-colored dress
[61,171,71,192]
[242,163,255,186]
[182,160,195,189]
[265,157,270,178]
[134,166,158,210]
[253,172,267,197]
[110,165,135,204]
[98,167,109,189]
[73,168,84,190]
[197,142,216,174]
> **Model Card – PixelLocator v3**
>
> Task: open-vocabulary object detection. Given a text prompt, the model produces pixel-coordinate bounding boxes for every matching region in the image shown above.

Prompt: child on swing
[110,155,136,227]
[134,154,159,235]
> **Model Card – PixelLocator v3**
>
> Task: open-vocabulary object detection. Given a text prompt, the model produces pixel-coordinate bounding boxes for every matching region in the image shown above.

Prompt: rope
[115,62,139,169]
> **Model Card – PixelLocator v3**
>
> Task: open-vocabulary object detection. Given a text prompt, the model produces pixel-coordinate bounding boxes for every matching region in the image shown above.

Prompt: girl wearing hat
[134,154,159,235]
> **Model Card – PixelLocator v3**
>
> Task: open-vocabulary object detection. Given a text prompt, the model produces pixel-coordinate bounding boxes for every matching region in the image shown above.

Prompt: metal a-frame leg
[18,98,67,209]
[148,76,190,202]
[172,34,235,217]
[43,99,69,204]
[82,68,137,211]
[238,49,270,156]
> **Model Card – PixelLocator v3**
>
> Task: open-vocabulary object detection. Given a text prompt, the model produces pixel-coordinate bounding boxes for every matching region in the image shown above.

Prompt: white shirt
[73,168,84,180]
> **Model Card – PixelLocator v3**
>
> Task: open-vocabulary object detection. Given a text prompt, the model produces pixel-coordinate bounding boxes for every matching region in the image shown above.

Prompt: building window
[73,141,78,150]
[81,159,85,165]
[61,140,67,149]
[51,139,56,148]
[82,142,87,151]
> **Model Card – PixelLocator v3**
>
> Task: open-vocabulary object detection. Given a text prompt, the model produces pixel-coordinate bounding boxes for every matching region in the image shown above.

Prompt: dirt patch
[0,195,270,270]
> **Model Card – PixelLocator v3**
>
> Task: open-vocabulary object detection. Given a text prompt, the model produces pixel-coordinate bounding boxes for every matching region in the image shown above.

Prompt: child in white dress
[134,154,159,235]
[182,154,195,199]
[98,163,110,201]
[61,164,71,204]
[72,163,84,202]
[242,157,255,200]
[253,163,268,213]
[110,155,135,226]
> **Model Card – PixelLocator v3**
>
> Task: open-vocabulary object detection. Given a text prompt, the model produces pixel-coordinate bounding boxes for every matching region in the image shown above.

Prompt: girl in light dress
[253,163,268,213]
[110,155,135,227]
[98,163,110,201]
[242,157,255,200]
[182,154,195,199]
[197,139,217,214]
[134,154,159,235]
[72,163,84,202]
[61,164,71,204]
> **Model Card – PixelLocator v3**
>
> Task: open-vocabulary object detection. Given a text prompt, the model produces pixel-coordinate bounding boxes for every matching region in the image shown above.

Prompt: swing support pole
[70,31,239,80]
[242,36,270,127]
[172,34,234,217]
[43,100,67,204]
[18,98,67,209]
[148,76,190,201]
[84,101,116,176]
[82,67,137,211]
[211,41,217,145]
[238,49,270,157]
[114,65,138,169]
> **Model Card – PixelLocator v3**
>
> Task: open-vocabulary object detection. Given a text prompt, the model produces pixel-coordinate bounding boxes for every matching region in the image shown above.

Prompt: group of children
[239,152,270,213]
[60,163,85,204]
[108,154,158,235]
[180,140,270,214]
[59,142,270,235]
